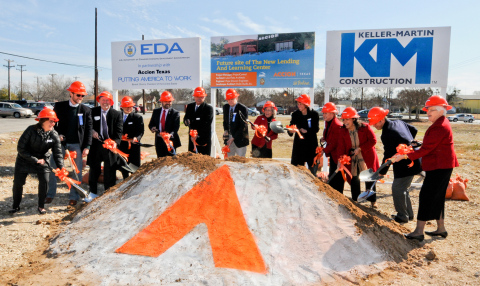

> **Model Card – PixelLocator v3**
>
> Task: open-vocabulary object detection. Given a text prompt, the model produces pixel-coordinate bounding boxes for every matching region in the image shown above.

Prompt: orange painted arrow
[116,164,267,274]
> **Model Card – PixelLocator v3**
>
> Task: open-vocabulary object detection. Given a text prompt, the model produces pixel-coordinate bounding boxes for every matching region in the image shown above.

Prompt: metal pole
[49,74,56,101]
[3,59,15,100]
[142,34,145,114]
[17,65,26,99]
[94,7,98,107]
[35,76,40,101]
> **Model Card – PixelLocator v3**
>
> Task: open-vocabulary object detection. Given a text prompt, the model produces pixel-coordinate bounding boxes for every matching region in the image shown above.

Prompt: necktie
[123,114,127,122]
[161,110,166,131]
[195,105,198,112]
[102,111,109,139]
[229,107,234,133]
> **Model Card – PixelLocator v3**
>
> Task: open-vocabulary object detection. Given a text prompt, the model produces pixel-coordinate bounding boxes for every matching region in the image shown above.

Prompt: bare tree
[397,88,432,119]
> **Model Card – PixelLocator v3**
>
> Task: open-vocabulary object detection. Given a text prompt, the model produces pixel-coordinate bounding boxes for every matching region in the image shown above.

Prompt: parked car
[215,107,223,115]
[276,106,287,115]
[448,114,475,123]
[248,107,260,116]
[387,113,403,119]
[23,102,54,115]
[0,102,34,118]
[357,109,369,120]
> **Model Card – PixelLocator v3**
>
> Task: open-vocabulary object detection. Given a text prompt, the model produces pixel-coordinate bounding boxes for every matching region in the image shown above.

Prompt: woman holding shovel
[9,108,64,215]
[394,95,458,242]
[337,107,380,208]
[250,101,279,158]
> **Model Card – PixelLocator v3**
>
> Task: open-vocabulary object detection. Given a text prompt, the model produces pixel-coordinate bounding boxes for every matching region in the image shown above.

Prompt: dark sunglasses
[74,94,86,98]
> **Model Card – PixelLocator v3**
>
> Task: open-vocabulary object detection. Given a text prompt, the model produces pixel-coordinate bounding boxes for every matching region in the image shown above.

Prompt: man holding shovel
[368,107,422,223]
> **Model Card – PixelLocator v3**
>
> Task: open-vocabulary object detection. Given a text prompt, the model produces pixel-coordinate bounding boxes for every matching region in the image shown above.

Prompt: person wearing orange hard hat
[87,91,123,195]
[9,108,65,215]
[183,87,214,155]
[368,106,422,223]
[148,91,181,157]
[394,95,458,242]
[337,107,380,208]
[288,94,319,174]
[250,101,279,158]
[223,88,249,157]
[319,102,345,192]
[118,96,144,179]
[46,81,93,206]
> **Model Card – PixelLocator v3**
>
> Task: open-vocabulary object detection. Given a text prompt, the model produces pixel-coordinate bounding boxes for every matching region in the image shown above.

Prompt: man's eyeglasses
[75,94,86,98]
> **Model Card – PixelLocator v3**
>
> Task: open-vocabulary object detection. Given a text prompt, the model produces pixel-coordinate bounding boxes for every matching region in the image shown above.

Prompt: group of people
[8,82,458,242]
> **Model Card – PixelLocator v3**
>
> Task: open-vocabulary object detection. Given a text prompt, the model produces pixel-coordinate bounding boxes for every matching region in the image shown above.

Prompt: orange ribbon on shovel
[285,124,304,139]
[54,167,82,190]
[221,145,230,159]
[312,146,324,168]
[189,129,206,153]
[338,155,352,182]
[64,150,79,174]
[389,143,415,167]
[159,132,174,152]
[253,124,268,138]
[103,138,129,162]
[121,134,137,150]
[140,152,150,160]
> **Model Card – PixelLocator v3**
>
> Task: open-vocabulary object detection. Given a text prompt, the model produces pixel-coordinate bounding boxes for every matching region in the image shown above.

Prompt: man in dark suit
[46,81,93,206]
[87,91,123,194]
[148,91,181,157]
[369,107,422,223]
[183,87,213,156]
[222,88,249,157]
[119,96,144,179]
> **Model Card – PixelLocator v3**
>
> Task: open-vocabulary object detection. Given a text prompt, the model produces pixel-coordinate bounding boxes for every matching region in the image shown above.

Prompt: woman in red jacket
[338,107,380,208]
[395,95,458,241]
[251,101,279,158]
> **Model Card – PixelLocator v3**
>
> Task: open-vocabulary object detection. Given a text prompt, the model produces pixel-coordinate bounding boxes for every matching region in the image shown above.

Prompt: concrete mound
[47,153,414,285]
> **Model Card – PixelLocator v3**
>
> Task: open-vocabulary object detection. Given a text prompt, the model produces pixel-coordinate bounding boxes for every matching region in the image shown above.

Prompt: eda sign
[325,27,451,87]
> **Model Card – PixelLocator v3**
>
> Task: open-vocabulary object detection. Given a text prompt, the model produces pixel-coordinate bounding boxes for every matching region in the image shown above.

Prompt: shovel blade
[269,121,285,134]
[84,193,98,203]
[359,169,377,181]
[358,190,376,202]
[122,163,138,173]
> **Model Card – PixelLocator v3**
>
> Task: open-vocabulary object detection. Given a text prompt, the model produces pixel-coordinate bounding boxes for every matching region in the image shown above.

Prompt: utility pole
[94,7,98,107]
[361,87,364,110]
[34,76,40,101]
[49,74,56,101]
[3,59,15,100]
[142,34,146,114]
[17,64,26,99]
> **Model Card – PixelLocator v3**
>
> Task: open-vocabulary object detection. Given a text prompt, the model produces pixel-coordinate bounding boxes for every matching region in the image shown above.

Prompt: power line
[0,51,111,70]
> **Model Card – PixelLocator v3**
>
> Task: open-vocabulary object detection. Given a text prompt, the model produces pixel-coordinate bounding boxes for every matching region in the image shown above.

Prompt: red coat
[251,115,278,149]
[322,117,344,164]
[407,116,459,171]
[338,123,380,179]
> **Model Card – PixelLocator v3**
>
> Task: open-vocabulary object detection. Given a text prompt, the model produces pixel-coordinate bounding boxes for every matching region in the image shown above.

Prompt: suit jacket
[322,117,343,164]
[119,112,144,167]
[53,101,92,150]
[407,116,459,171]
[86,107,123,166]
[379,119,422,178]
[148,107,181,148]
[223,103,249,148]
[251,115,278,149]
[184,102,213,146]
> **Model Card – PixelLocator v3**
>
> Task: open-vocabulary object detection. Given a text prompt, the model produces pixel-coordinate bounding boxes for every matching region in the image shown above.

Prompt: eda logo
[124,43,136,57]
[340,33,433,84]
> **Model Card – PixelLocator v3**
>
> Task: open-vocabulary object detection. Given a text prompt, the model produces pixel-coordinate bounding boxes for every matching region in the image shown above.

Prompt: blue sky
[1,0,479,95]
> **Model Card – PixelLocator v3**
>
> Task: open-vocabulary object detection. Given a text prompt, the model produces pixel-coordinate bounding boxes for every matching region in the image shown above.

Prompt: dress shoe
[8,207,20,214]
[391,215,408,224]
[404,233,424,242]
[68,200,77,206]
[425,231,448,238]
[45,197,53,204]
[371,202,378,209]
[38,207,46,215]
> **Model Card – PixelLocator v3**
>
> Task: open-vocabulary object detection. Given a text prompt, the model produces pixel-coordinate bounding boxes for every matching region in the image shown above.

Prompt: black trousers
[417,168,453,221]
[12,170,49,209]
[252,144,272,158]
[328,157,345,193]
[350,164,376,202]
[155,137,176,158]
[188,139,211,156]
[89,148,117,194]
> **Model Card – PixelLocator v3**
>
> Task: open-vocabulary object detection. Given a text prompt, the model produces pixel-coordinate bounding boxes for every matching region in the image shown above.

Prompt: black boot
[8,207,20,214]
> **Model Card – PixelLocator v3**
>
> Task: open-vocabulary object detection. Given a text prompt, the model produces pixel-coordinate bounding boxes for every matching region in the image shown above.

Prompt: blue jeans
[47,143,83,201]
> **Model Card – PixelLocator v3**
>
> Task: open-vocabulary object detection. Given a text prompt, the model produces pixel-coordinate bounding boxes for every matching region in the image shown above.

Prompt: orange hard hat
[35,107,59,122]
[262,101,278,112]
[422,95,452,111]
[120,96,135,108]
[322,102,338,113]
[295,94,311,107]
[193,87,207,97]
[225,88,239,100]
[67,81,88,96]
[159,91,174,102]
[341,107,360,119]
[368,107,389,125]
[96,91,114,105]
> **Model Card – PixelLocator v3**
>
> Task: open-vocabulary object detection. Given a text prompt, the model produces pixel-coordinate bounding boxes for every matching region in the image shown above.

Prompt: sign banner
[325,27,451,87]
[211,32,315,88]
[111,37,201,90]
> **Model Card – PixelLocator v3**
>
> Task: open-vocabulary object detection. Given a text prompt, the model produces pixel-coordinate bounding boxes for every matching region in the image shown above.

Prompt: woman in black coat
[9,108,64,214]
[119,96,144,179]
[288,94,319,174]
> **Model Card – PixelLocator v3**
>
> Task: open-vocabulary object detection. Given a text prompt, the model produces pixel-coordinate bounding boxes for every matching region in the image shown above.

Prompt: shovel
[238,112,255,128]
[96,137,139,173]
[46,161,98,203]
[357,158,396,202]
[132,142,155,148]
[269,121,288,133]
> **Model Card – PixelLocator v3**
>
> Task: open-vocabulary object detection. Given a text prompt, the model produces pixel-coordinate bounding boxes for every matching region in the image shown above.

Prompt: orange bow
[189,129,206,153]
[64,150,79,174]
[286,124,304,139]
[221,145,230,159]
[55,167,82,190]
[253,124,268,138]
[312,146,324,167]
[140,152,150,160]
[338,155,352,182]
[389,143,415,167]
[159,132,174,152]
[121,134,133,149]
[103,138,129,162]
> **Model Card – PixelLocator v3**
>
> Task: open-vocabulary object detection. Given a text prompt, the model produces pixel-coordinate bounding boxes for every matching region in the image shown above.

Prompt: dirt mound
[16,153,418,285]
